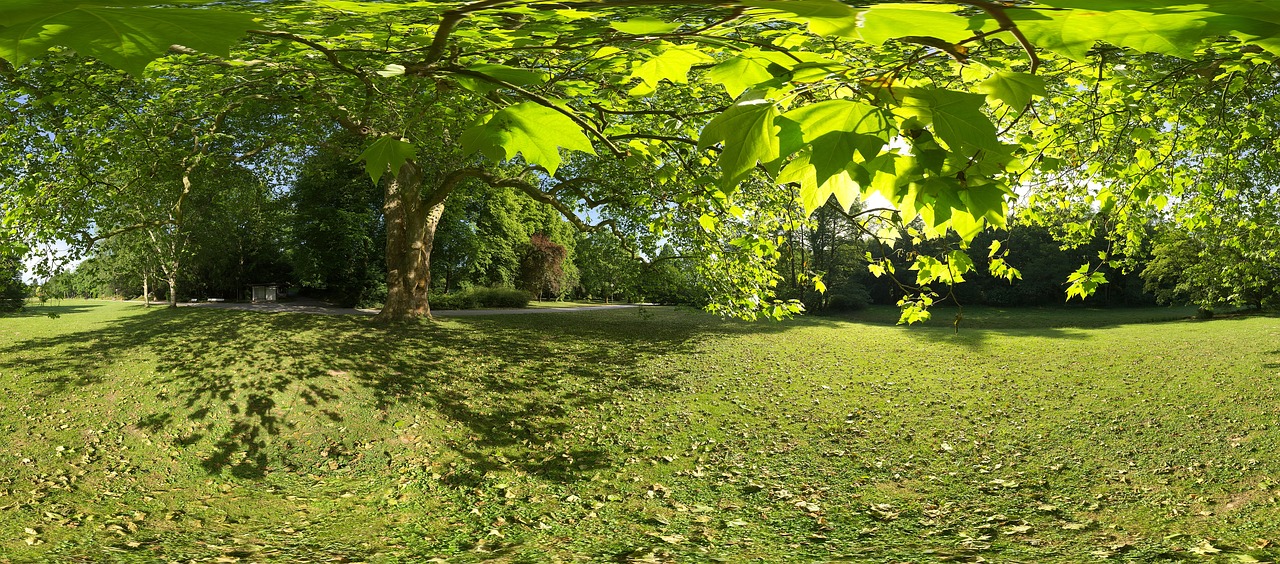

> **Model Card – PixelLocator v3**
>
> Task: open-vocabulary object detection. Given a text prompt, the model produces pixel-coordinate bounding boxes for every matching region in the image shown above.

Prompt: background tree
[431,182,581,294]
[519,233,568,301]
[0,253,24,313]
[1,55,289,306]
[777,197,875,312]
[573,230,640,303]
[288,140,387,308]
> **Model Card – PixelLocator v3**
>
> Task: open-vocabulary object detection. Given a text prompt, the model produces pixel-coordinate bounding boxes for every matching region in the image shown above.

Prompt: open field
[1,301,1278,562]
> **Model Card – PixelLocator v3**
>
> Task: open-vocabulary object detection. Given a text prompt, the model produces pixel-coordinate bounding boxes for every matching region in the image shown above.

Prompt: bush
[431,287,531,310]
[824,285,872,312]
[472,287,531,308]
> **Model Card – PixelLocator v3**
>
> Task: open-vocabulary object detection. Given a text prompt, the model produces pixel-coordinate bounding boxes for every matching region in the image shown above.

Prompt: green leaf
[898,89,1002,154]
[377,64,406,77]
[778,149,863,214]
[463,63,548,86]
[743,0,862,37]
[808,131,880,188]
[1011,3,1211,61]
[957,182,1009,227]
[359,136,417,185]
[311,0,431,14]
[948,249,975,277]
[1065,263,1107,300]
[460,102,596,176]
[858,4,991,45]
[698,213,718,232]
[611,17,681,35]
[780,100,892,157]
[706,52,783,97]
[630,43,715,89]
[976,71,1046,109]
[0,3,257,76]
[699,98,781,188]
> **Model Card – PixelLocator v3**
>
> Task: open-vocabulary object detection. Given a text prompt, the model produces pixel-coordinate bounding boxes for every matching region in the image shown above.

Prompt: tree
[288,139,387,308]
[430,181,581,294]
[574,230,640,303]
[0,54,289,307]
[180,165,291,302]
[1143,226,1280,315]
[519,233,568,301]
[4,1,1280,321]
[0,252,24,313]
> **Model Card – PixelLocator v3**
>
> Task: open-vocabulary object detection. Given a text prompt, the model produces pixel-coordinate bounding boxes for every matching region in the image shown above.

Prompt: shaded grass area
[0,301,1278,562]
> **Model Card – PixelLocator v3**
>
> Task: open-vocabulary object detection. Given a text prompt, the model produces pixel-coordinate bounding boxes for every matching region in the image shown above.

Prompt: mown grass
[0,301,1277,562]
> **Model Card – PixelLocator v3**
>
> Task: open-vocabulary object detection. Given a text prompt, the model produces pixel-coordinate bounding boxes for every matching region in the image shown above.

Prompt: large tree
[0,54,289,307]
[4,1,1280,321]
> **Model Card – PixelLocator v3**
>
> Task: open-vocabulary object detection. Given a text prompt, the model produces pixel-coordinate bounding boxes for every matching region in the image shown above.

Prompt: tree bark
[374,162,447,323]
[142,272,151,308]
[167,273,178,308]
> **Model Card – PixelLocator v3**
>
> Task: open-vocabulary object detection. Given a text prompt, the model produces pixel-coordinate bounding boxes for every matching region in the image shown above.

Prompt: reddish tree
[519,233,567,301]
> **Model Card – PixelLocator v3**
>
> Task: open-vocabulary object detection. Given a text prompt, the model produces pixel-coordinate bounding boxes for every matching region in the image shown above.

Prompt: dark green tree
[288,141,386,308]
[0,253,25,313]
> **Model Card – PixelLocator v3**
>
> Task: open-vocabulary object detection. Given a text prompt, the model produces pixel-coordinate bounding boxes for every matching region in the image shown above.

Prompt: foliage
[1142,227,1280,312]
[519,233,569,300]
[572,230,640,302]
[5,1,1280,320]
[862,220,1155,309]
[4,302,1280,561]
[0,253,25,313]
[0,53,293,306]
[430,286,533,310]
[431,182,580,294]
[288,140,387,308]
[777,198,873,312]
[636,257,708,307]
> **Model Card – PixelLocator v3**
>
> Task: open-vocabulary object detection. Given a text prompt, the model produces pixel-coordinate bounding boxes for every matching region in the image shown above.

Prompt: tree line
[1,1,1278,321]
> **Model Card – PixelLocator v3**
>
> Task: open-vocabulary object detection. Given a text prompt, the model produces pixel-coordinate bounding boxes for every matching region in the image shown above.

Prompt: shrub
[431,287,531,310]
[472,287,531,308]
[824,285,872,312]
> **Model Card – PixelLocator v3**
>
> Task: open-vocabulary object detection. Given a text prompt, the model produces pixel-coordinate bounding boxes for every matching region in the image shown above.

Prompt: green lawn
[1,301,1278,562]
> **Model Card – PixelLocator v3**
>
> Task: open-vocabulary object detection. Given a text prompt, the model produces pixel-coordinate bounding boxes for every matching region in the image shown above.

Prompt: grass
[1,300,1278,562]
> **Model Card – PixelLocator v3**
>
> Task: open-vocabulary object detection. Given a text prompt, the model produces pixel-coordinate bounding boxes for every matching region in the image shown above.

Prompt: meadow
[0,301,1277,562]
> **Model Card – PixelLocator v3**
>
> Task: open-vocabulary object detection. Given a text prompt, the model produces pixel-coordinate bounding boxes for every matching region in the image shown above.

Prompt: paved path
[436,304,638,316]
[179,300,639,317]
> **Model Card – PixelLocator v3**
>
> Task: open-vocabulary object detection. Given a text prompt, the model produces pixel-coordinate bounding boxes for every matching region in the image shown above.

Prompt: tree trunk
[142,272,151,309]
[167,274,178,308]
[374,162,446,323]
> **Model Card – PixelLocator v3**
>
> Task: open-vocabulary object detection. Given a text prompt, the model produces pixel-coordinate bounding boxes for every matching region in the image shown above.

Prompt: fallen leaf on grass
[1190,540,1223,555]
[646,532,685,544]
[867,503,899,521]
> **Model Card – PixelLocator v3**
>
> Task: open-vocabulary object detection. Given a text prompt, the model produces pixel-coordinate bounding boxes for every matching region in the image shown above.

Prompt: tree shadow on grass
[2,303,100,318]
[0,304,786,483]
[813,305,1207,350]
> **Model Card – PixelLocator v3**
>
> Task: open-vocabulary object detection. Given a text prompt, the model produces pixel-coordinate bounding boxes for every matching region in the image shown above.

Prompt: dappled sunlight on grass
[1,301,1278,561]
